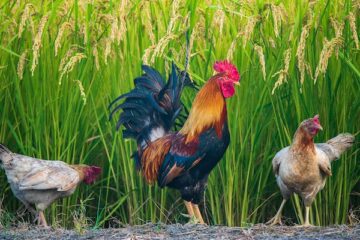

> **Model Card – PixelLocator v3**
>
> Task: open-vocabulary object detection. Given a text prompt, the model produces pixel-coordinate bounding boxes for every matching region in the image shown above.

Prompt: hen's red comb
[213,60,240,82]
[313,114,320,124]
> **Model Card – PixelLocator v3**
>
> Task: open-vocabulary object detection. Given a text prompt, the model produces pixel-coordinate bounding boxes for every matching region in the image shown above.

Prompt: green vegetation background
[0,0,359,228]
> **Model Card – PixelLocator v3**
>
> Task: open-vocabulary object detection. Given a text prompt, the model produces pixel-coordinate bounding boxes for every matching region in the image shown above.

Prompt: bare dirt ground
[0,223,359,240]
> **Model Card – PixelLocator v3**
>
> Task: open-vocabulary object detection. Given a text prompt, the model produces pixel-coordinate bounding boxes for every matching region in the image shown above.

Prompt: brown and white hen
[267,115,355,227]
[0,144,101,227]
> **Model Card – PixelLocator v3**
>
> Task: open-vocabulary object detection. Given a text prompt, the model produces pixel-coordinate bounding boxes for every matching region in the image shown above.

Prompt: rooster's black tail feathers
[109,63,194,148]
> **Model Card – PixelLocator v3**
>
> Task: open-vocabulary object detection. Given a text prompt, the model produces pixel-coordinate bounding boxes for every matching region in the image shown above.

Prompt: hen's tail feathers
[0,144,12,155]
[0,144,13,163]
[317,133,355,162]
[109,63,194,148]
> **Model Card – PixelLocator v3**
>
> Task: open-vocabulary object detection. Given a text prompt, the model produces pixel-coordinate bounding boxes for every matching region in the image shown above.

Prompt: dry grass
[0,224,359,240]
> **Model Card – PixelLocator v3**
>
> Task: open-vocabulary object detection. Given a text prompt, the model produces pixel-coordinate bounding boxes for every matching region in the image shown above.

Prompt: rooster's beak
[234,81,240,86]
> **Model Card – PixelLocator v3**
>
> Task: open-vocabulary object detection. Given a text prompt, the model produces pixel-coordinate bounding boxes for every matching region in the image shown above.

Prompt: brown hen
[267,115,355,227]
[0,144,101,227]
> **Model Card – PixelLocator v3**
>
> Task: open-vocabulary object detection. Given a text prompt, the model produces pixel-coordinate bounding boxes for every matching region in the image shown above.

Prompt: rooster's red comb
[213,60,240,82]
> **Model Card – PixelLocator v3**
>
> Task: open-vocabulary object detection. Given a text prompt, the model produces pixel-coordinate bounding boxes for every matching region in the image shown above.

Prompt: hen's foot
[295,223,315,228]
[39,211,48,228]
[266,215,283,226]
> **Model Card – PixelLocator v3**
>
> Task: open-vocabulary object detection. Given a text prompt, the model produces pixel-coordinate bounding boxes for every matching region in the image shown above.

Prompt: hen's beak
[317,124,323,131]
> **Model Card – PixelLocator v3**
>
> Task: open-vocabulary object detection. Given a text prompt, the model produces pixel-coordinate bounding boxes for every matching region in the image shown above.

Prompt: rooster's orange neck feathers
[180,75,227,143]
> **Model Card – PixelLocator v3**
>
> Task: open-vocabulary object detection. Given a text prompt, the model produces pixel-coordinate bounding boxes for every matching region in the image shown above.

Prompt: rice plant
[0,0,358,227]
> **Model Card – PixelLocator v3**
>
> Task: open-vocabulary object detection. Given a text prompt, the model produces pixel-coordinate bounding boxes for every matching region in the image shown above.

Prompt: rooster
[267,115,355,227]
[0,144,101,227]
[109,61,240,223]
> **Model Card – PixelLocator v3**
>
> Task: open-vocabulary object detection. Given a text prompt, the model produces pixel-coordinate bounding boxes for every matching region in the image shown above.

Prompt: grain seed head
[74,80,87,105]
[271,4,286,38]
[296,23,310,84]
[314,37,343,82]
[59,53,86,85]
[59,47,75,72]
[151,34,176,64]
[17,50,27,80]
[104,38,112,65]
[254,44,266,80]
[142,45,155,65]
[243,16,259,46]
[18,4,34,38]
[227,32,241,61]
[55,22,73,56]
[142,1,156,44]
[31,14,49,76]
[213,9,225,35]
[272,48,291,94]
[348,12,359,49]
[93,45,100,71]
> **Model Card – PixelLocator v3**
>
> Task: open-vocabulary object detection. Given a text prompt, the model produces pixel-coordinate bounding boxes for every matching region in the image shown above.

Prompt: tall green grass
[0,0,359,227]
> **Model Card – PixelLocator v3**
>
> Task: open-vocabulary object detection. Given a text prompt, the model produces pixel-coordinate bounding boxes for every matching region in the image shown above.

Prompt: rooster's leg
[192,204,205,224]
[39,211,48,227]
[266,199,286,226]
[184,201,194,217]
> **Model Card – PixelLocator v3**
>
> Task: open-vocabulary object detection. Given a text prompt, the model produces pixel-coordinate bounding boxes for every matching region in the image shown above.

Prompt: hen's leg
[192,204,205,224]
[184,201,194,217]
[266,199,286,226]
[20,201,39,225]
[39,211,48,227]
[298,206,313,227]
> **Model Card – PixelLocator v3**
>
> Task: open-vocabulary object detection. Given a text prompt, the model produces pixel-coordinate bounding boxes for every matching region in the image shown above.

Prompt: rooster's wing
[157,135,215,187]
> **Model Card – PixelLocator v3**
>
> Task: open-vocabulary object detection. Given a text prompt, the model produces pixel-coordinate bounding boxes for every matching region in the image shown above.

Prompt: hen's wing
[316,133,354,176]
[316,133,355,162]
[18,160,80,192]
[272,147,289,176]
[316,150,332,176]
